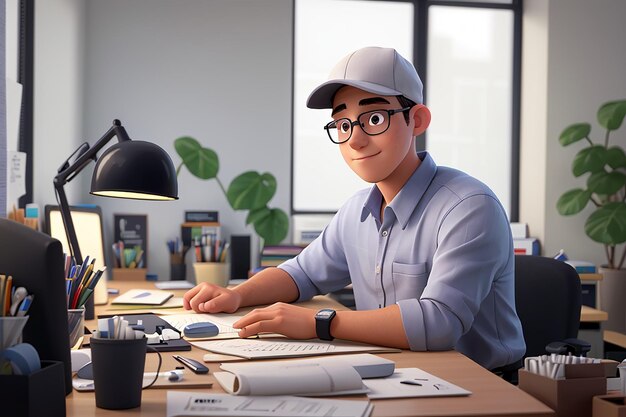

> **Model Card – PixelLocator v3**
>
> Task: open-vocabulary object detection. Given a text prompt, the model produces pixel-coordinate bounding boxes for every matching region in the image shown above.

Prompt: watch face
[317,309,334,319]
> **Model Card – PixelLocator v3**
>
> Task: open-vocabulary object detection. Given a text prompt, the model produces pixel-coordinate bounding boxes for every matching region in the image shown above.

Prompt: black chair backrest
[514,255,582,359]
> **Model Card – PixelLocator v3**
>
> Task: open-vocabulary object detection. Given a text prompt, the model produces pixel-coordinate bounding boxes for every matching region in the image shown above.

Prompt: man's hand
[182,283,243,313]
[233,302,317,339]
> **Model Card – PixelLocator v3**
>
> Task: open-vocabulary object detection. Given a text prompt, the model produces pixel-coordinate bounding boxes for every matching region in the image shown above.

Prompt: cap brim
[306,79,403,109]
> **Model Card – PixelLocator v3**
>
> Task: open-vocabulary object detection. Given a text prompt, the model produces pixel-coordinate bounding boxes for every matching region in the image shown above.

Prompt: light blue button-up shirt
[279,152,525,369]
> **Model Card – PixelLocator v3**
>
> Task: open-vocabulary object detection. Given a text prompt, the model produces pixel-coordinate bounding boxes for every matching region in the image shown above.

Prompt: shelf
[579,273,602,282]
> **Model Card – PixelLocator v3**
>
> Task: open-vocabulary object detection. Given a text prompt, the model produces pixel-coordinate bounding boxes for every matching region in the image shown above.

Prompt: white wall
[35,0,293,277]
[0,0,5,218]
[33,0,626,276]
[521,0,626,267]
[33,0,85,207]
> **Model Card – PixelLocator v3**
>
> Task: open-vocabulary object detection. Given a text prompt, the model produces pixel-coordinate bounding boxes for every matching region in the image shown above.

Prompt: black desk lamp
[54,119,178,318]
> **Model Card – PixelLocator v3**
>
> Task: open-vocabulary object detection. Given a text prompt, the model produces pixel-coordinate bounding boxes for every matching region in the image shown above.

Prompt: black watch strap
[315,309,336,341]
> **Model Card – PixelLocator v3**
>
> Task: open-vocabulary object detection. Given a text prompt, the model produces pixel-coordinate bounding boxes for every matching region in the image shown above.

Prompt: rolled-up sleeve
[278,208,352,302]
[397,194,513,352]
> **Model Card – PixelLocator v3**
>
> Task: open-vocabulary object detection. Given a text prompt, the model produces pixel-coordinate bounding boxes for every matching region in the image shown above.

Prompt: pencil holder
[193,262,230,287]
[170,253,186,281]
[0,316,29,351]
[67,307,85,349]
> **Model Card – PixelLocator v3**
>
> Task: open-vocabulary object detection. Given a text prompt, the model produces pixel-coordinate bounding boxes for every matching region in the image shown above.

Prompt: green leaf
[584,202,626,245]
[572,145,607,177]
[246,206,270,226]
[226,171,277,210]
[174,136,219,179]
[559,123,591,146]
[556,189,591,215]
[606,146,626,169]
[587,171,626,196]
[252,208,289,245]
[597,100,626,131]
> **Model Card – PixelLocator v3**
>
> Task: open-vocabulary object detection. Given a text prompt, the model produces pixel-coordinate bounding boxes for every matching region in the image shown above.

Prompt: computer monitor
[0,218,72,395]
[44,205,109,305]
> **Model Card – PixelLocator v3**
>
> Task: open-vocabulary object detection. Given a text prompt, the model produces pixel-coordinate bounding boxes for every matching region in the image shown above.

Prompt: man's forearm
[331,304,410,349]
[232,267,300,307]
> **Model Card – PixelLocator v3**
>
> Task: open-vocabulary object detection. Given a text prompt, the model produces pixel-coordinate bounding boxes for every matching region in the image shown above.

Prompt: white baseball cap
[306,47,423,109]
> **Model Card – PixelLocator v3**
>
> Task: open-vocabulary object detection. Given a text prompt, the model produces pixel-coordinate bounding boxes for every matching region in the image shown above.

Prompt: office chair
[499,255,583,383]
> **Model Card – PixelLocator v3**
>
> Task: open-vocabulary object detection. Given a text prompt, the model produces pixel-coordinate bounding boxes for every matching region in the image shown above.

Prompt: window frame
[290,0,522,221]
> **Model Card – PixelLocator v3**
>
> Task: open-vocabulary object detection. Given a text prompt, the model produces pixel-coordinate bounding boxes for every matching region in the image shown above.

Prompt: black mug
[90,337,147,409]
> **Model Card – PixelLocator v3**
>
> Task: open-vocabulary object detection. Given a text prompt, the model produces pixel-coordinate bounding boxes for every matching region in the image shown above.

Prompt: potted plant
[174,136,289,246]
[556,99,626,331]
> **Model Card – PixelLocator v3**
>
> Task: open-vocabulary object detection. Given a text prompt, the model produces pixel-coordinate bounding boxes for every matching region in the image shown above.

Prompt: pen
[172,355,209,374]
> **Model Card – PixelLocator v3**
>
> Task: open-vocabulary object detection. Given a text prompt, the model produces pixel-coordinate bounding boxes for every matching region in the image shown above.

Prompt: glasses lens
[359,110,389,135]
[326,119,351,143]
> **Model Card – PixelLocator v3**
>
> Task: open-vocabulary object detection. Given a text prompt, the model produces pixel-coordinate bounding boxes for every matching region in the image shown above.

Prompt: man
[183,46,525,370]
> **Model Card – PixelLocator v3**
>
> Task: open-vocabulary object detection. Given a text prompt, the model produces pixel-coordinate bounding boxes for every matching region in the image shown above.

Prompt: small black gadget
[315,309,336,341]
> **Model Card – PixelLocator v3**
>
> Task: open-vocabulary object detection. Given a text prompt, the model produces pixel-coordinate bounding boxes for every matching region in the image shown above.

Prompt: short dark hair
[396,95,417,125]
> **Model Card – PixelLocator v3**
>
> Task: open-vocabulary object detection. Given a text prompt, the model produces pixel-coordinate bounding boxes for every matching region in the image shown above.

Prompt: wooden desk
[580,305,608,358]
[66,281,554,417]
[581,305,608,323]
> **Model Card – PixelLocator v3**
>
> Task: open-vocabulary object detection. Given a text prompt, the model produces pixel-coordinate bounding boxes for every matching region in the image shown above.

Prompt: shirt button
[382,230,388,237]
[375,265,381,274]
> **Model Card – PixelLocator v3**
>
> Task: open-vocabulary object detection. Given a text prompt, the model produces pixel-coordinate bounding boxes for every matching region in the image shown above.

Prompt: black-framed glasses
[323,107,410,144]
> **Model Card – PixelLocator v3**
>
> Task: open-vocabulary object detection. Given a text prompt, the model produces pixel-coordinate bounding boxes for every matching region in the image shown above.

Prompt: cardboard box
[112,268,147,281]
[518,365,606,417]
[593,396,626,417]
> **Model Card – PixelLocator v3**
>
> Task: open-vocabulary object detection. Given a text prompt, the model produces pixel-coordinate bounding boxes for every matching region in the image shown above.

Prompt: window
[426,5,515,215]
[293,0,414,212]
[293,0,521,219]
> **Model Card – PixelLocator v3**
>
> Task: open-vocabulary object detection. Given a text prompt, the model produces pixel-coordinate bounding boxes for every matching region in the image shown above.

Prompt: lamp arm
[53,119,131,264]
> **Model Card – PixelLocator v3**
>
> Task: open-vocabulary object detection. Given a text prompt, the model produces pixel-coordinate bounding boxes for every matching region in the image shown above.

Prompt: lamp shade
[90,140,178,200]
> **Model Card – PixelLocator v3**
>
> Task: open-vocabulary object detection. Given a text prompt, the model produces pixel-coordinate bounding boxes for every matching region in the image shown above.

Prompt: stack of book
[260,245,306,268]
[510,222,540,255]
[180,210,221,249]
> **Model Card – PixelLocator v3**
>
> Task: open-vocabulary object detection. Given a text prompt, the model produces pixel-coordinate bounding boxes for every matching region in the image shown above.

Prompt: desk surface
[66,281,554,417]
[581,305,608,322]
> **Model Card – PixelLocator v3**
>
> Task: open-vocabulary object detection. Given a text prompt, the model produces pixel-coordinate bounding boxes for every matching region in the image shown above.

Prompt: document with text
[166,391,373,417]
[190,338,401,359]
[363,368,472,399]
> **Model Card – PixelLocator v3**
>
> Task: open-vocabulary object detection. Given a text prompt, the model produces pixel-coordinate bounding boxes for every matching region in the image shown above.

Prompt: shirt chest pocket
[391,261,429,299]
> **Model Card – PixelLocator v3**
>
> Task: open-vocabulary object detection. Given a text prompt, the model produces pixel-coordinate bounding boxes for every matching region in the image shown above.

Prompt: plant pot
[599,267,626,333]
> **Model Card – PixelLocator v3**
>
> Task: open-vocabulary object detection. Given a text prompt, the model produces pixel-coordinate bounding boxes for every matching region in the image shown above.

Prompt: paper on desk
[190,338,401,359]
[166,391,373,417]
[106,297,184,311]
[111,289,174,305]
[155,281,195,290]
[72,370,213,391]
[363,368,471,399]
[160,312,242,339]
[215,362,367,396]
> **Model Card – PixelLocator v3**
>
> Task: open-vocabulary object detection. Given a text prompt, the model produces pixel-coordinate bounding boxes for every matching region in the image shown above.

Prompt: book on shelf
[260,244,306,268]
[181,221,221,248]
[185,210,218,223]
[513,238,540,256]
[565,260,597,274]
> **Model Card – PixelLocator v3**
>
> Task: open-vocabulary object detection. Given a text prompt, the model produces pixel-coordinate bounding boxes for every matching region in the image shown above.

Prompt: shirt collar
[361,152,438,228]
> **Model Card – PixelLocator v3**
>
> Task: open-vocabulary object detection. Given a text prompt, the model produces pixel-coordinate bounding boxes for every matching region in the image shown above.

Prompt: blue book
[565,260,597,274]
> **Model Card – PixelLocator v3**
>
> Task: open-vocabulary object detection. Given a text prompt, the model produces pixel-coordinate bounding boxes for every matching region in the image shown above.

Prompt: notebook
[111,289,174,305]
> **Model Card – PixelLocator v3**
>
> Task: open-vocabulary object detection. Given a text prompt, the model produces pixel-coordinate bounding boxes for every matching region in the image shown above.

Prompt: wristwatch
[315,309,336,341]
